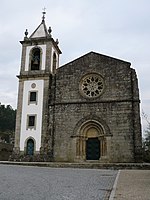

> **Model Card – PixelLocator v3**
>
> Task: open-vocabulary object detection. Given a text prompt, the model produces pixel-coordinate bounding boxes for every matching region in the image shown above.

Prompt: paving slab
[113,170,150,200]
[0,165,118,200]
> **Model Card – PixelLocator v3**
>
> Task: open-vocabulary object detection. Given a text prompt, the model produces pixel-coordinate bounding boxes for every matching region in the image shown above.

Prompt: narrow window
[52,52,57,74]
[30,92,37,103]
[31,48,41,70]
[27,115,36,129]
[29,116,35,127]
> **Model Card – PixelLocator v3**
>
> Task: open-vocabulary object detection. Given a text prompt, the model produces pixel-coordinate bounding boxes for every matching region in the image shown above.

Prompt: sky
[0,0,150,134]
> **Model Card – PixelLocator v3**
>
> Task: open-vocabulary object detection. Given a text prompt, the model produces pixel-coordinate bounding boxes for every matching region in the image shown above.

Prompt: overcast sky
[0,0,150,133]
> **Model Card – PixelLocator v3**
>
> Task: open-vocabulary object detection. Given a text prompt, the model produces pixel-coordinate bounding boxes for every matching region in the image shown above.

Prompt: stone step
[0,161,150,170]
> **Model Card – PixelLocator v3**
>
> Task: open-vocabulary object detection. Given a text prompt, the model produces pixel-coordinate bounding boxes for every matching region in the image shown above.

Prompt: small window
[27,115,36,129]
[29,116,35,127]
[29,92,37,103]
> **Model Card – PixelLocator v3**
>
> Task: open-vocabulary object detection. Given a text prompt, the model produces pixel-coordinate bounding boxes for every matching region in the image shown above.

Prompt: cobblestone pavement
[113,170,150,200]
[0,165,117,200]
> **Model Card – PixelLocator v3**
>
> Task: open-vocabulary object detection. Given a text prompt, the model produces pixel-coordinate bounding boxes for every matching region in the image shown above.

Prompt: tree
[142,111,150,162]
[0,103,16,143]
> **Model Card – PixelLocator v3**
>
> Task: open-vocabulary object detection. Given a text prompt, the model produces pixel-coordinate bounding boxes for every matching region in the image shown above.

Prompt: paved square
[0,165,118,200]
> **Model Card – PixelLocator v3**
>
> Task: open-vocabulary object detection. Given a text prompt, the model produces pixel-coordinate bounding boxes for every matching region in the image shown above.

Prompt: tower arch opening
[52,52,57,74]
[30,47,41,70]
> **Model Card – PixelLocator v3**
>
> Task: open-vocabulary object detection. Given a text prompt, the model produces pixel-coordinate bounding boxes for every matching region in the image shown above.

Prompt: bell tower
[14,12,61,159]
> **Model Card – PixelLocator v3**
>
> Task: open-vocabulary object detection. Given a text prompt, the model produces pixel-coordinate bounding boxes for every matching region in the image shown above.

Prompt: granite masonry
[13,16,142,163]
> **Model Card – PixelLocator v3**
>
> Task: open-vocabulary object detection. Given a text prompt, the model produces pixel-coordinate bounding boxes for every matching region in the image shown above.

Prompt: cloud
[0,0,150,133]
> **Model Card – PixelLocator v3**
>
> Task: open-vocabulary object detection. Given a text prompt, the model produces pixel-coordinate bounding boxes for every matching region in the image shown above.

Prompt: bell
[33,59,39,65]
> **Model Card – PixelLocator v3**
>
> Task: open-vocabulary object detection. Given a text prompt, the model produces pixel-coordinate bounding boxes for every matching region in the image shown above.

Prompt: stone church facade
[13,15,142,162]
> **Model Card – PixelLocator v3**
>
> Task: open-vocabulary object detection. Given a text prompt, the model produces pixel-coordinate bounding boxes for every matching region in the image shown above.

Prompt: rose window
[80,73,104,98]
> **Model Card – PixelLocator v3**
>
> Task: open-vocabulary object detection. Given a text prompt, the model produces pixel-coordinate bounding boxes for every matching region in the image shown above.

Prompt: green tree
[142,111,150,162]
[0,103,16,143]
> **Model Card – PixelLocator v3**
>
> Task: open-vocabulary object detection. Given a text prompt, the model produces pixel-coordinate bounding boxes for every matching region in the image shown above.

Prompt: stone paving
[0,165,118,200]
[113,170,150,200]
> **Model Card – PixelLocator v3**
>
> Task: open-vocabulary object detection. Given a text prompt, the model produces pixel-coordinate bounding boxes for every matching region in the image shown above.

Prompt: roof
[29,20,49,39]
[60,51,131,68]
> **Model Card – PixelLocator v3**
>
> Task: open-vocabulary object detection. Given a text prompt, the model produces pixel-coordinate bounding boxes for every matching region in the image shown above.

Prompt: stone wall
[0,143,13,161]
[49,52,142,162]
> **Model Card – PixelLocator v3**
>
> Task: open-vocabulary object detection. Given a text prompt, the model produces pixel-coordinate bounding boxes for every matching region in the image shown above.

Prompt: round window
[80,73,104,98]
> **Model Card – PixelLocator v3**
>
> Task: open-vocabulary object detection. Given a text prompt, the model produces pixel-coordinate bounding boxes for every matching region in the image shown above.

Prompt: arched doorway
[76,121,107,161]
[26,139,34,155]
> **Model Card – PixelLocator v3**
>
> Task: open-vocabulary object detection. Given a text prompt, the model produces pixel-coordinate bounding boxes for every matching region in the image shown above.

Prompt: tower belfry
[14,13,61,159]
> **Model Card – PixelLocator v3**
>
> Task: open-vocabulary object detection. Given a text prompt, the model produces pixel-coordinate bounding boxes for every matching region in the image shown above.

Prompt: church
[13,13,142,163]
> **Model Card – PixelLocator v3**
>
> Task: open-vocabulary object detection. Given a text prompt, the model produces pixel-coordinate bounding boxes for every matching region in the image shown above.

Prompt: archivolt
[73,116,111,160]
[73,115,111,137]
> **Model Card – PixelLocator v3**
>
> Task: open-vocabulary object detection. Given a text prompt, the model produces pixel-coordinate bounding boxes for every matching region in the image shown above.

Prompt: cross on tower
[42,7,46,21]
